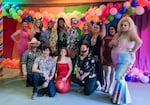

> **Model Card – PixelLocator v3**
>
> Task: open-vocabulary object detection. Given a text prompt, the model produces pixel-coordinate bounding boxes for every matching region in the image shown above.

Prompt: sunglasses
[121,24,128,27]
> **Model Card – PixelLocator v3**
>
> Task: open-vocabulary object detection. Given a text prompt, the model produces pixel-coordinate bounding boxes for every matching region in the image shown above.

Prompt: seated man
[72,42,98,95]
[31,45,56,100]
[22,38,41,87]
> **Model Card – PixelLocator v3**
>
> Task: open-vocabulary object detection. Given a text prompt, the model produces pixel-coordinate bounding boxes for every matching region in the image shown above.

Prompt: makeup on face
[121,21,129,32]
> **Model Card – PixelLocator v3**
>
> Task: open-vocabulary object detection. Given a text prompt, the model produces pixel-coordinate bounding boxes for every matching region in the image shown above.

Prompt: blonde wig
[117,16,137,34]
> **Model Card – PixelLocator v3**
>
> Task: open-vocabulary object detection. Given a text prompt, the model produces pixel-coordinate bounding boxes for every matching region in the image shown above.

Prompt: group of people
[10,16,142,105]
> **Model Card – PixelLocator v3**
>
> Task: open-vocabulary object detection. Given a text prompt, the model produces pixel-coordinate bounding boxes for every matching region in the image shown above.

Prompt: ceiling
[2,0,126,7]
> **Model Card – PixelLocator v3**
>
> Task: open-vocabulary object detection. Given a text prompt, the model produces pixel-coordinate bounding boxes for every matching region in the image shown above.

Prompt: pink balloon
[140,75,149,83]
[123,1,131,8]
[135,6,145,15]
[147,2,150,9]
[110,7,118,15]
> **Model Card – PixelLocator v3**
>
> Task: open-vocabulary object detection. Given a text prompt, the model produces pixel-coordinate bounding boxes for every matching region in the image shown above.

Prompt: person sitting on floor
[71,42,98,95]
[22,38,41,87]
[55,47,73,93]
[31,45,56,100]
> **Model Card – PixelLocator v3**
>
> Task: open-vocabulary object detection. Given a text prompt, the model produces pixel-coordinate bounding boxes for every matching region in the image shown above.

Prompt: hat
[28,38,41,46]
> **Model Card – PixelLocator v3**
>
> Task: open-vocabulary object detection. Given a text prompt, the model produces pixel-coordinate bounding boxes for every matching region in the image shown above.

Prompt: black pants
[95,60,104,87]
[71,74,97,95]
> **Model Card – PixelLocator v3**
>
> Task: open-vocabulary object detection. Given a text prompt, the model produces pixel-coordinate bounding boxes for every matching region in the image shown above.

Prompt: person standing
[90,22,105,87]
[30,18,43,49]
[31,45,56,99]
[109,16,142,105]
[11,19,30,75]
[101,25,117,93]
[57,17,68,53]
[67,17,81,60]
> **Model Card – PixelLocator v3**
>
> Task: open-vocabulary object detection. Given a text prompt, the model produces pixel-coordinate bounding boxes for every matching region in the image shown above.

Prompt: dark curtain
[131,8,150,72]
[3,16,17,58]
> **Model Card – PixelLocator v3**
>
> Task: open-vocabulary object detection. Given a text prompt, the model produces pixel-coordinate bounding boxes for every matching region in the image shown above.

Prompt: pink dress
[17,29,30,57]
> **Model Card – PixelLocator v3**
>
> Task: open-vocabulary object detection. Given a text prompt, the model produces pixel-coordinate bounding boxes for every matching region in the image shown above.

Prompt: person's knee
[49,90,56,97]
[84,88,93,95]
[33,72,40,78]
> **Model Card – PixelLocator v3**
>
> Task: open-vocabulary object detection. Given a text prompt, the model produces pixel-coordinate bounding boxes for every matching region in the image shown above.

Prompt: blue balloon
[11,4,19,9]
[131,75,139,82]
[90,21,95,26]
[125,74,131,81]
[25,15,33,22]
[115,13,122,19]
[131,0,138,7]
[119,7,127,14]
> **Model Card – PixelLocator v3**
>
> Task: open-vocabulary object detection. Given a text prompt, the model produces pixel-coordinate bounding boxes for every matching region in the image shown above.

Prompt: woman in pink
[11,19,30,75]
[11,19,30,58]
[55,47,73,93]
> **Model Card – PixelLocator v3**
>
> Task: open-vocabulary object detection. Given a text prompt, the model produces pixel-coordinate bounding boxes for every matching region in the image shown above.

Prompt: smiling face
[121,21,130,32]
[48,22,54,29]
[83,23,89,30]
[35,20,42,28]
[60,48,67,57]
[43,48,50,57]
[93,24,100,33]
[22,21,28,29]
[109,26,116,35]
[59,19,65,27]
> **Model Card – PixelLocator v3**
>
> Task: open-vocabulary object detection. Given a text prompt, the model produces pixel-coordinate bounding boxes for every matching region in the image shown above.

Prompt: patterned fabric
[57,30,68,52]
[22,49,41,74]
[67,28,81,50]
[76,54,96,77]
[49,29,58,55]
[41,29,51,45]
[34,56,56,76]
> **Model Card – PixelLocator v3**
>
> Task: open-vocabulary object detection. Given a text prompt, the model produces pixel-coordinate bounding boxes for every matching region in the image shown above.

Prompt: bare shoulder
[67,57,72,62]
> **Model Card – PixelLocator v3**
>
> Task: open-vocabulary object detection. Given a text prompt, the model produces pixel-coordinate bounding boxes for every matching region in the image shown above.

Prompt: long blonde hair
[117,16,137,34]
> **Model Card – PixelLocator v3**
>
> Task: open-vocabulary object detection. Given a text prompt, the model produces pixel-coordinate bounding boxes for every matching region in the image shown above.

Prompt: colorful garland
[0,4,3,75]
[2,0,150,24]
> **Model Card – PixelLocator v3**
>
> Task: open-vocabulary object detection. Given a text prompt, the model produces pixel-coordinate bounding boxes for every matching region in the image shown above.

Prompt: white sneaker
[96,81,101,91]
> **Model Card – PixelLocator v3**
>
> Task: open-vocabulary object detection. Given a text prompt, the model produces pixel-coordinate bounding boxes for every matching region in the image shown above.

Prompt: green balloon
[76,12,82,18]
[9,8,16,14]
[64,5,89,14]
[127,7,135,15]
[107,15,114,22]
[2,9,8,16]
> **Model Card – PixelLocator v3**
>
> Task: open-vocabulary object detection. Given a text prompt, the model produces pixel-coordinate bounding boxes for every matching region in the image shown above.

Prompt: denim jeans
[71,74,97,95]
[32,72,56,97]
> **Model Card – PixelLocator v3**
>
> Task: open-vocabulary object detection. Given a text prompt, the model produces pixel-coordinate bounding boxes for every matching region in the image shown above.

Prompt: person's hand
[62,77,67,81]
[79,76,84,81]
[76,72,80,79]
[94,55,99,62]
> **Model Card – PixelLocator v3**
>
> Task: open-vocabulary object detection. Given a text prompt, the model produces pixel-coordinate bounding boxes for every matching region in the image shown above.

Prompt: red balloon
[138,0,148,7]
[114,3,122,10]
[107,3,114,9]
